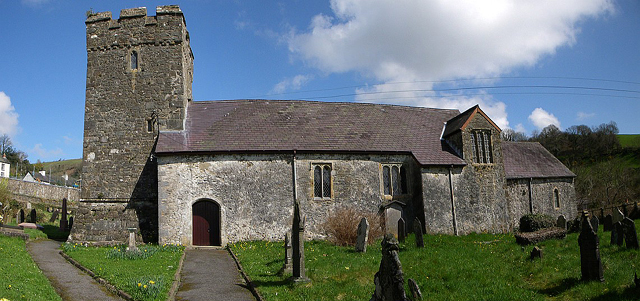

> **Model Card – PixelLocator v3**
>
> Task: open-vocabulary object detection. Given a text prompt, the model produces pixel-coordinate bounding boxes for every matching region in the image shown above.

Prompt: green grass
[62,243,183,301]
[618,134,640,148]
[230,222,640,301]
[0,235,62,301]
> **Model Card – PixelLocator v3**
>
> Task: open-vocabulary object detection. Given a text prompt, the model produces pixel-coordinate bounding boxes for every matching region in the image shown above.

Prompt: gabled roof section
[442,105,501,138]
[502,141,575,179]
[156,100,467,166]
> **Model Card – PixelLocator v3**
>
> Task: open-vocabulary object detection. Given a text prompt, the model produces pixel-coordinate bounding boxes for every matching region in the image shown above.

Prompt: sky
[0,0,639,163]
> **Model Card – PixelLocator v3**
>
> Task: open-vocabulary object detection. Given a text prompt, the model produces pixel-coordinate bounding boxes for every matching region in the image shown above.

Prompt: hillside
[618,134,640,148]
[40,158,82,186]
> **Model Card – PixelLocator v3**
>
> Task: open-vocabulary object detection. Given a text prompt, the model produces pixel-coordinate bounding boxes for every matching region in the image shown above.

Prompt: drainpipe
[292,150,298,204]
[448,165,458,236]
[528,178,533,214]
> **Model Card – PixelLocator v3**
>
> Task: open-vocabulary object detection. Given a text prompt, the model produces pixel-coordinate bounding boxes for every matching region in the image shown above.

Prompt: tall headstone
[622,204,629,217]
[68,216,74,229]
[611,221,624,246]
[556,215,567,230]
[49,210,59,223]
[60,198,68,231]
[578,212,604,282]
[370,234,409,301]
[603,214,613,232]
[29,209,37,223]
[282,232,292,274]
[291,200,309,282]
[17,209,24,224]
[613,208,624,224]
[590,216,599,233]
[622,217,639,249]
[355,217,369,252]
[397,218,406,243]
[413,218,424,248]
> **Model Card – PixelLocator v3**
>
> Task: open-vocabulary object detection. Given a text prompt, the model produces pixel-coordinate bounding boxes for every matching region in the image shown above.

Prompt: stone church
[68,6,577,246]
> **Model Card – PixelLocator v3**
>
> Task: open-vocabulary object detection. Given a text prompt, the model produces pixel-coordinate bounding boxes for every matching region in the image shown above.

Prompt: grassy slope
[231,222,640,301]
[0,236,62,301]
[618,134,640,148]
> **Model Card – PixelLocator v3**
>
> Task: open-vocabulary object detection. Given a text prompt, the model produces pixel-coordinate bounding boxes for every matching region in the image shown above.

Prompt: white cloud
[577,111,595,121]
[528,108,561,130]
[287,0,613,124]
[30,143,63,160]
[272,74,314,94]
[0,92,19,137]
[21,0,50,7]
[514,123,526,133]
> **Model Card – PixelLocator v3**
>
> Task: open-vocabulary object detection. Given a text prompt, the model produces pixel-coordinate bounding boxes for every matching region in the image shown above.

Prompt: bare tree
[0,134,11,155]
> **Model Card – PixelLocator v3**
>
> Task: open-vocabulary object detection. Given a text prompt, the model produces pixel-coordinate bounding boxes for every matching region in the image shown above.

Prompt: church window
[147,119,154,133]
[313,164,332,200]
[382,164,407,197]
[471,130,493,164]
[554,188,560,208]
[131,50,138,70]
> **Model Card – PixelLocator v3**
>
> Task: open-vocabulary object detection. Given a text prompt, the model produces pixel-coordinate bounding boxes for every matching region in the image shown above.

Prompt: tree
[0,134,12,155]
[501,129,528,142]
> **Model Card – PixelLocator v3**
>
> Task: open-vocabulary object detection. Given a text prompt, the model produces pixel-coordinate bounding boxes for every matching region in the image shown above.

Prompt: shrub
[519,214,555,232]
[322,206,384,246]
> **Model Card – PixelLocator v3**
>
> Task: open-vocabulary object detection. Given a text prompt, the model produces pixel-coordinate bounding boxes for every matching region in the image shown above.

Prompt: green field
[618,134,640,148]
[231,222,640,301]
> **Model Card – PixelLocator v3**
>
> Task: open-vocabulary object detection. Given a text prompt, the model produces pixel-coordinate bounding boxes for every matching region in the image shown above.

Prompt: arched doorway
[192,200,221,246]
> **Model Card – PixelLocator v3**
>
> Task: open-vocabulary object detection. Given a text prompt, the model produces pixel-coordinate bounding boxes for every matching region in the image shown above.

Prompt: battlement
[86,5,182,24]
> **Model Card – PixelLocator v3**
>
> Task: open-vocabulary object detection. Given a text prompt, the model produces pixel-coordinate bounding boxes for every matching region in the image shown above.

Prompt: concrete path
[176,248,256,301]
[27,240,123,301]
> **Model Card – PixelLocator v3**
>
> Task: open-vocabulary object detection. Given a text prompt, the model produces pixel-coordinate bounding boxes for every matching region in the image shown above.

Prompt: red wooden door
[192,201,220,246]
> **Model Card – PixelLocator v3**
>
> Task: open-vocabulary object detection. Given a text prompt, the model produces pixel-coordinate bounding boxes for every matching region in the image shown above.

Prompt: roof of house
[156,100,467,166]
[502,141,575,179]
[0,155,9,164]
[442,105,501,138]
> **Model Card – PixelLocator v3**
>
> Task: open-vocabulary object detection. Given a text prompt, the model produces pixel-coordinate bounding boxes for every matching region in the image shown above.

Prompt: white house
[0,154,10,178]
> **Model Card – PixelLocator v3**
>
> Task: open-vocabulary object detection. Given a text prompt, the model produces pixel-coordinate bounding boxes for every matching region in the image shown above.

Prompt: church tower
[69,5,193,244]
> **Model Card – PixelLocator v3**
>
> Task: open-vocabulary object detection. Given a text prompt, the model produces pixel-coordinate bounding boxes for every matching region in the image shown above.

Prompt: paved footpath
[27,240,123,301]
[176,248,256,301]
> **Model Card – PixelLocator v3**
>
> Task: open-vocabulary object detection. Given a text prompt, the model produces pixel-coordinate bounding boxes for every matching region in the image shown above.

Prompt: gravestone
[630,202,640,220]
[611,221,624,246]
[556,215,567,230]
[17,209,25,224]
[127,228,138,252]
[413,218,424,248]
[590,216,599,233]
[370,234,408,301]
[397,218,406,243]
[29,209,37,223]
[578,212,604,282]
[355,217,369,253]
[603,214,613,232]
[530,246,543,260]
[600,208,605,221]
[48,210,59,223]
[613,208,624,224]
[622,217,639,249]
[282,232,292,274]
[408,278,422,300]
[622,204,629,217]
[60,198,68,231]
[291,200,309,282]
[68,216,74,229]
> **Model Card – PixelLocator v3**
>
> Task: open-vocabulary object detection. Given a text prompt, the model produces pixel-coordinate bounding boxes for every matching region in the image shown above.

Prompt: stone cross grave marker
[590,216,599,233]
[622,217,639,249]
[127,228,138,252]
[291,200,309,283]
[578,212,604,282]
[398,218,406,243]
[613,208,624,224]
[29,209,37,223]
[48,210,59,223]
[603,214,613,232]
[282,232,292,274]
[60,198,68,231]
[611,221,624,246]
[370,234,408,301]
[355,217,369,252]
[556,215,566,230]
[413,218,424,248]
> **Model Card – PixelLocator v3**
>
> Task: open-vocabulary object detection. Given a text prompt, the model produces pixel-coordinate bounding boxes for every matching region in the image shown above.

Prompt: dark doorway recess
[192,200,221,246]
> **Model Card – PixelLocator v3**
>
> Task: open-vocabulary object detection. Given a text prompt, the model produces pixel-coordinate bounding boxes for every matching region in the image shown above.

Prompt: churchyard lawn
[0,236,62,301]
[230,220,640,301]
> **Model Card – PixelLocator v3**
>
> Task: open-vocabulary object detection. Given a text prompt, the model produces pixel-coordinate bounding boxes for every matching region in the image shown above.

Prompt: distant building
[0,154,9,178]
[23,171,49,184]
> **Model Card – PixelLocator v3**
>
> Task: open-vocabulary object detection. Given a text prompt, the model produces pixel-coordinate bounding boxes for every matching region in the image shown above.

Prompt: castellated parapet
[69,5,193,245]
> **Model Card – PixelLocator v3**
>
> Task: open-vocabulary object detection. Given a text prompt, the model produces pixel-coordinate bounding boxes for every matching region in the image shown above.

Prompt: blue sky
[0,0,638,163]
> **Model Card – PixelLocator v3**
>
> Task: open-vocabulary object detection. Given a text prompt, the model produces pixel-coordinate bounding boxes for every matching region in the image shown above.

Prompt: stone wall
[505,177,577,226]
[157,153,419,245]
[7,178,80,205]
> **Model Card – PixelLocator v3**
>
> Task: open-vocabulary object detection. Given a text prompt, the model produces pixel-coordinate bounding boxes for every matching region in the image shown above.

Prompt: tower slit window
[131,50,138,70]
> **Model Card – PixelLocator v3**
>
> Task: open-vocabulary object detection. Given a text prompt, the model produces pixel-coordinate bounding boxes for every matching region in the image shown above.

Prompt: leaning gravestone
[622,217,639,249]
[370,234,408,301]
[603,214,613,232]
[408,278,422,300]
[613,208,624,224]
[355,217,369,253]
[29,209,37,223]
[590,216,599,233]
[397,218,406,243]
[48,210,59,223]
[556,215,567,230]
[530,246,543,260]
[578,212,604,282]
[413,218,424,248]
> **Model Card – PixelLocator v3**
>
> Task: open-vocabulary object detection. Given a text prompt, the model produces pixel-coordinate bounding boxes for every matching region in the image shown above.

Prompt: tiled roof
[502,141,575,179]
[442,105,477,138]
[156,100,467,166]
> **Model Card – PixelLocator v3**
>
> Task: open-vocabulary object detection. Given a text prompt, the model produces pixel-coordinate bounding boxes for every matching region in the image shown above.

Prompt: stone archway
[192,200,221,246]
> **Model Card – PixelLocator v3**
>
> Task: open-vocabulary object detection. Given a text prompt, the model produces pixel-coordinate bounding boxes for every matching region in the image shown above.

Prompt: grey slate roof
[502,141,575,179]
[156,100,467,166]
